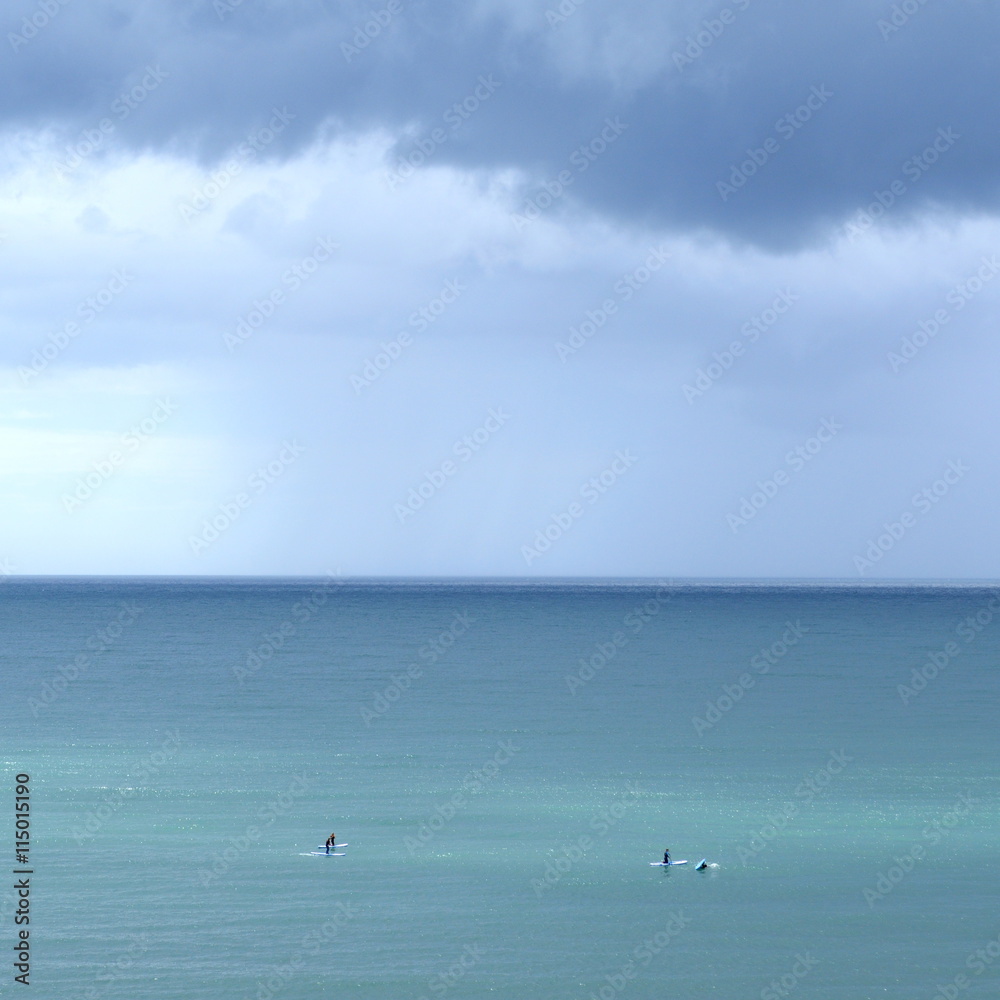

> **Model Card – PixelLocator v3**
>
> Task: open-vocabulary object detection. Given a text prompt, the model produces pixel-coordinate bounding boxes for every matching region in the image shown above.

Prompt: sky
[1,0,998,578]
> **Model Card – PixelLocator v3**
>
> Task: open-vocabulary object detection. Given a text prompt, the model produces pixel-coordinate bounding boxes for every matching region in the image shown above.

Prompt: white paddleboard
[649,860,688,866]
[305,851,346,856]
[315,843,348,848]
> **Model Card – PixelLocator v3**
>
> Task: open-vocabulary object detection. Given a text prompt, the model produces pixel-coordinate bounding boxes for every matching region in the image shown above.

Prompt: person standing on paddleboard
[663,848,670,865]
[325,833,336,855]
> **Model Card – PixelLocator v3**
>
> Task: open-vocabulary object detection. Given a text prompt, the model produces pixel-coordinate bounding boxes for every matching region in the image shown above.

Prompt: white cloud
[2,113,999,575]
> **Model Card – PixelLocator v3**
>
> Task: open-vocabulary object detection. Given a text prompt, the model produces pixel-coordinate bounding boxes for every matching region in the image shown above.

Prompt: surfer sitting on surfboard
[325,833,336,855]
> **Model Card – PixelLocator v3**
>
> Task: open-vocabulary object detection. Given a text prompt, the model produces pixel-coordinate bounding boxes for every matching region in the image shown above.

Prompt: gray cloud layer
[5,0,998,247]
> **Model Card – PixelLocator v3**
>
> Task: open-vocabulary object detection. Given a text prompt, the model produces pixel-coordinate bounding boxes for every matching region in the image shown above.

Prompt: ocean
[3,578,998,1000]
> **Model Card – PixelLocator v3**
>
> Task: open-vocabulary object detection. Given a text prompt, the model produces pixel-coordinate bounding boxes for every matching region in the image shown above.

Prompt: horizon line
[4,574,1000,585]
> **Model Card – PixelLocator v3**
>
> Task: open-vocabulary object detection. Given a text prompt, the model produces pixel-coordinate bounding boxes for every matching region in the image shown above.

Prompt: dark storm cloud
[4,0,998,246]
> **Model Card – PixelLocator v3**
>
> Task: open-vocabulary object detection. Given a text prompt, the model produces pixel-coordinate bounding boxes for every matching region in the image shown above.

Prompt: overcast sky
[1,0,997,577]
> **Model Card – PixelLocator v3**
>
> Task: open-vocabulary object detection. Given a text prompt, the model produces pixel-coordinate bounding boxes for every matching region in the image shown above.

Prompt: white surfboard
[315,843,348,849]
[305,851,346,856]
[649,860,688,866]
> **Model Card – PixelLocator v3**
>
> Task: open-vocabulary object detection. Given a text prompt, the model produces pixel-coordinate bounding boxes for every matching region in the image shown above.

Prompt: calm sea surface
[2,579,998,999]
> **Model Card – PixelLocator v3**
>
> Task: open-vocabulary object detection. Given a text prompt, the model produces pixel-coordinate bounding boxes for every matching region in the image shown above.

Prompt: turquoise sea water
[3,579,999,999]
